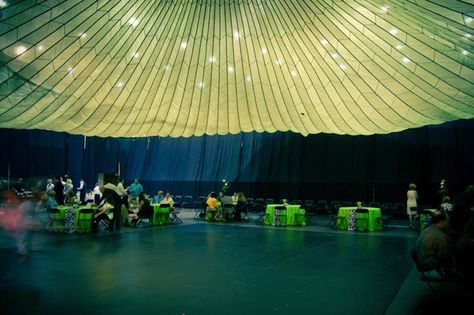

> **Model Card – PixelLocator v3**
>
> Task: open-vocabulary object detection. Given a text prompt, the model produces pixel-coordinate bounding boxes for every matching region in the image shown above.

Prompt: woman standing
[407,183,418,228]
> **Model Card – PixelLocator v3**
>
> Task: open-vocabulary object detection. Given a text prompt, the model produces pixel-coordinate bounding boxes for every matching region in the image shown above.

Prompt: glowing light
[117,82,124,88]
[233,31,240,39]
[321,39,328,45]
[0,0,7,8]
[290,70,298,77]
[245,75,252,82]
[381,6,389,13]
[228,66,234,73]
[67,67,74,73]
[16,46,27,55]
[180,42,187,49]
[209,56,216,63]
[389,29,398,35]
[275,59,284,65]
[131,51,139,58]
[261,48,267,55]
[128,17,139,27]
[395,45,404,50]
[402,57,410,63]
[79,32,87,38]
[37,45,43,51]
[197,81,205,89]
[163,64,171,71]
[339,64,346,70]
[331,53,338,59]
[462,50,469,55]
[465,33,472,38]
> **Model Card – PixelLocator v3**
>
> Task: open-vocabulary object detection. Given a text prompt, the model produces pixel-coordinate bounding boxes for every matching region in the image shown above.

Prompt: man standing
[77,179,86,203]
[127,178,143,205]
[101,183,122,231]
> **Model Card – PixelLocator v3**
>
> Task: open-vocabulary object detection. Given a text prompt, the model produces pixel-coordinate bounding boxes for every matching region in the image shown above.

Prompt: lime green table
[152,204,171,225]
[57,205,96,232]
[336,207,382,231]
[264,204,306,226]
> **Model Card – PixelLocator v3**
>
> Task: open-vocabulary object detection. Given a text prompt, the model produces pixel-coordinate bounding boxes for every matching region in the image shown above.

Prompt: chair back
[356,208,369,214]
[79,208,95,214]
[265,198,274,205]
[47,208,60,214]
[274,205,287,211]
[292,199,302,205]
[174,195,182,203]
[159,203,171,208]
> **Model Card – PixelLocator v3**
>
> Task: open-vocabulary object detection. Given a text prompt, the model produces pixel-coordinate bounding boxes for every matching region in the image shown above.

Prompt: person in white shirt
[46,178,55,192]
[93,183,102,204]
[77,179,86,203]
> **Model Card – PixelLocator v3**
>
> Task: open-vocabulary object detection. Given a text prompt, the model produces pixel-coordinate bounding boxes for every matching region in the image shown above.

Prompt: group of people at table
[41,178,177,233]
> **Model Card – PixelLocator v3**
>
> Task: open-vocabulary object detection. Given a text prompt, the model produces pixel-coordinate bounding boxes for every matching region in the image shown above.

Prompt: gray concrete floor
[0,211,469,314]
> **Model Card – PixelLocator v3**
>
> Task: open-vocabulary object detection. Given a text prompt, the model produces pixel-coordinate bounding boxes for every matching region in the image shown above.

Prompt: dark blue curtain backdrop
[1,119,473,205]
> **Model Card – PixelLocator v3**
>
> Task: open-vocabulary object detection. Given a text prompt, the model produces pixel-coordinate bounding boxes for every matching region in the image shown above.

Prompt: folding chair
[76,208,94,233]
[221,204,235,222]
[355,208,369,231]
[170,206,183,224]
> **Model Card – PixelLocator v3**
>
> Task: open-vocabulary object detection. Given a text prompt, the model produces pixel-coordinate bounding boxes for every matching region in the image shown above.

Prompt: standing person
[53,176,64,205]
[63,178,73,203]
[77,179,86,203]
[46,179,55,192]
[116,178,129,208]
[127,178,143,204]
[407,183,418,228]
[93,183,102,204]
[101,183,122,231]
[438,179,449,202]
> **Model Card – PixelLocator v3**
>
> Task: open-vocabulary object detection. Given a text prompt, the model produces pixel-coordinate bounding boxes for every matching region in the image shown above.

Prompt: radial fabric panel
[0,0,473,137]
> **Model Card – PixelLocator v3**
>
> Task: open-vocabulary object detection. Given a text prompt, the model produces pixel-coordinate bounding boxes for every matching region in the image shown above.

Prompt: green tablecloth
[57,205,96,232]
[264,204,306,226]
[152,204,171,225]
[336,207,382,231]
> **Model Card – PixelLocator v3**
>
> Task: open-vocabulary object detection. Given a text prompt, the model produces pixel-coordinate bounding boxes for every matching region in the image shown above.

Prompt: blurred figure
[100,183,122,231]
[128,192,153,225]
[46,178,55,192]
[153,190,164,204]
[440,196,453,214]
[206,192,218,221]
[407,183,418,228]
[438,179,449,202]
[53,176,64,205]
[127,178,143,204]
[93,183,102,204]
[77,179,86,203]
[160,192,174,208]
[62,178,73,202]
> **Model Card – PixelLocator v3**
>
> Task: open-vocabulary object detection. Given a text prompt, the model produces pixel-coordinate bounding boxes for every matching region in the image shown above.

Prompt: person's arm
[95,202,113,218]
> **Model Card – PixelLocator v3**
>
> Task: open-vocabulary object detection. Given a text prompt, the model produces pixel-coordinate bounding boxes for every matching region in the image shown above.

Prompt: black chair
[169,204,183,224]
[174,195,183,204]
[292,199,302,205]
[47,208,64,232]
[254,198,266,225]
[294,205,308,225]
[265,198,274,205]
[77,208,95,233]
[355,208,369,231]
[182,195,194,209]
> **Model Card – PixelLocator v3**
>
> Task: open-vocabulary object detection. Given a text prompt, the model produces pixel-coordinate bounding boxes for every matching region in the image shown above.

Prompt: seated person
[160,192,174,208]
[234,192,247,221]
[153,190,165,204]
[129,193,154,224]
[206,192,219,220]
[93,201,113,232]
[416,211,455,277]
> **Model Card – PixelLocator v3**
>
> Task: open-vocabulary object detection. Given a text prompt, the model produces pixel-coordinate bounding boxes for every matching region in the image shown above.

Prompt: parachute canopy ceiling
[0,0,473,138]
